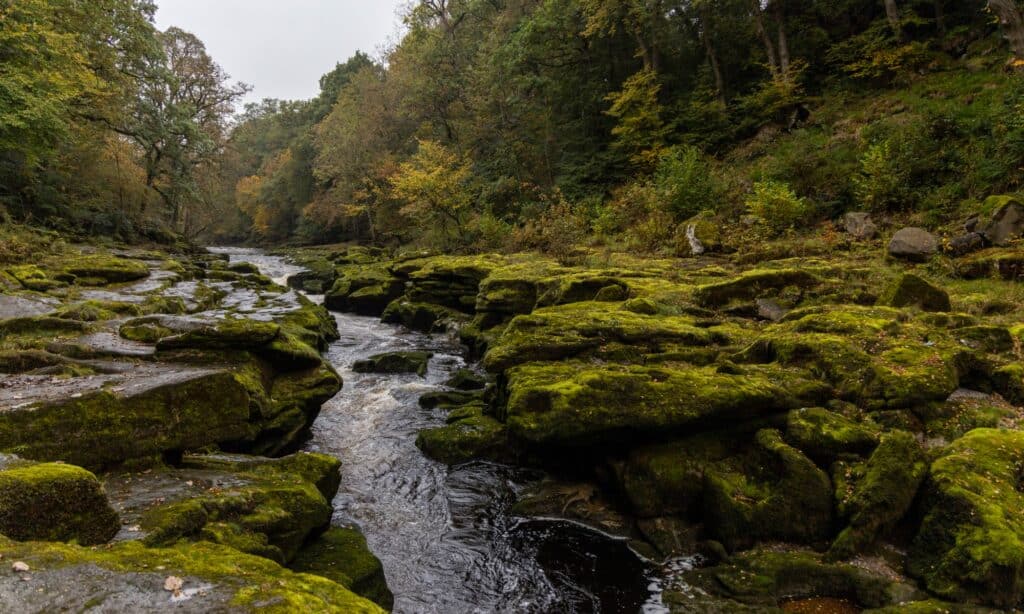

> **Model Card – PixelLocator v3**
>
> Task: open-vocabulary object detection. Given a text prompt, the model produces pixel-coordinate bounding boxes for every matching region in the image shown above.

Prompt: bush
[653,145,724,221]
[745,180,810,234]
[511,192,588,264]
[853,140,910,213]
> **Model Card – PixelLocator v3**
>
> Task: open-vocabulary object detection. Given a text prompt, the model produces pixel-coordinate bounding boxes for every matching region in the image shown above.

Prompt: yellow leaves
[389,140,473,220]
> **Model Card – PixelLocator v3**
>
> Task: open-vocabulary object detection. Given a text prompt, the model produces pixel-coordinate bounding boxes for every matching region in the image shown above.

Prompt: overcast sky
[155,1,408,107]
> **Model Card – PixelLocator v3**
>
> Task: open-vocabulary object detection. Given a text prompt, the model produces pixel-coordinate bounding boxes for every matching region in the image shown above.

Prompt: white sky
[155,1,408,106]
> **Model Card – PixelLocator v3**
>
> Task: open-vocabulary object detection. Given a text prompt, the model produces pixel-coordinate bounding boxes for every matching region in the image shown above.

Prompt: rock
[909,429,1024,608]
[877,273,951,312]
[694,269,819,308]
[154,318,281,351]
[381,300,461,333]
[980,195,1024,246]
[443,369,487,391]
[888,227,939,262]
[842,212,879,240]
[828,431,927,560]
[500,362,829,447]
[291,527,394,610]
[703,429,834,551]
[682,549,925,610]
[416,407,509,465]
[947,232,989,256]
[418,390,482,409]
[0,537,384,613]
[61,255,150,284]
[324,263,405,316]
[0,461,119,545]
[352,351,433,377]
[756,298,788,322]
[785,407,878,463]
[675,211,722,256]
[0,364,253,468]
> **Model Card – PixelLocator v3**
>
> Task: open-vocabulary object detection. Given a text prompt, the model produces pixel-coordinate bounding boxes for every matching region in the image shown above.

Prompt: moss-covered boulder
[500,362,829,447]
[0,461,119,545]
[829,431,927,560]
[401,255,503,313]
[381,299,461,333]
[785,407,879,463]
[324,263,405,316]
[139,454,337,565]
[682,549,924,610]
[444,368,487,391]
[703,429,834,551]
[909,429,1024,608]
[877,273,951,312]
[694,269,819,308]
[0,537,384,613]
[291,527,394,610]
[416,407,509,465]
[483,302,717,372]
[0,366,254,468]
[63,255,150,284]
[155,318,281,351]
[352,351,433,377]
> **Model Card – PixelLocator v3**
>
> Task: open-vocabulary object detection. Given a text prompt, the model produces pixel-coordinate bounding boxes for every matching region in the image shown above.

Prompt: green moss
[785,407,879,463]
[444,368,487,391]
[0,370,253,469]
[291,527,394,610]
[381,299,462,332]
[0,462,119,545]
[909,429,1024,608]
[828,431,927,560]
[877,273,951,312]
[156,318,281,351]
[324,262,404,316]
[416,408,509,465]
[418,390,482,409]
[693,268,820,308]
[0,537,384,613]
[57,300,141,322]
[703,429,834,551]
[483,301,717,372]
[63,255,150,284]
[501,361,829,447]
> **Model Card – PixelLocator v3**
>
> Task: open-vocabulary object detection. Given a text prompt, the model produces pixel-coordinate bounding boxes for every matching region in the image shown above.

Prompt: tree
[118,27,249,229]
[605,69,669,169]
[988,0,1024,61]
[389,140,475,248]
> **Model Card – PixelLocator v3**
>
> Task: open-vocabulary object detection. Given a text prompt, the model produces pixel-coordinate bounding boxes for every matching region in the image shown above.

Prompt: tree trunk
[702,24,727,106]
[752,1,780,77]
[884,0,902,37]
[773,1,791,80]
[935,0,946,34]
[989,0,1024,60]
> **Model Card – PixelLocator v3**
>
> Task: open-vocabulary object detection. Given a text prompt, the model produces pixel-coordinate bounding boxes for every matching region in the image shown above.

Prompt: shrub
[745,180,810,234]
[511,192,588,264]
[653,145,724,221]
[853,140,911,213]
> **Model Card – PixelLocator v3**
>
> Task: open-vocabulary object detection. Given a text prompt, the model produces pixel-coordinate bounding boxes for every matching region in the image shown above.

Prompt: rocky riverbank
[0,241,389,612]
[289,207,1024,612]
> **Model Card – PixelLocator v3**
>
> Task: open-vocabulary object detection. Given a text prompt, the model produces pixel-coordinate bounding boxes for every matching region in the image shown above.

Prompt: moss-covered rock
[353,351,433,377]
[829,431,927,560]
[155,318,281,351]
[483,301,718,372]
[444,368,487,391]
[381,299,462,333]
[418,389,482,409]
[909,429,1024,608]
[785,407,879,463]
[703,429,834,551]
[694,269,819,308]
[0,366,254,468]
[683,549,924,610]
[0,536,384,612]
[291,527,394,610]
[877,273,951,312]
[416,407,509,465]
[324,263,405,316]
[63,255,150,284]
[0,461,119,545]
[500,362,829,447]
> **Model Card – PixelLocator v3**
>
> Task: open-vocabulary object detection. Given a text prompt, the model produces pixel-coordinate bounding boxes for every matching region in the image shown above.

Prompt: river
[211,248,670,614]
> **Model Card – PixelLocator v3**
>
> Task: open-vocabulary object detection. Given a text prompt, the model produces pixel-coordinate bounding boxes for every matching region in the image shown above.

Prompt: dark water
[211,248,669,614]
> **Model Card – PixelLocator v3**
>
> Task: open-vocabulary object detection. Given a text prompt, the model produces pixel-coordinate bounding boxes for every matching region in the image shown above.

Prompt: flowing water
[211,248,668,614]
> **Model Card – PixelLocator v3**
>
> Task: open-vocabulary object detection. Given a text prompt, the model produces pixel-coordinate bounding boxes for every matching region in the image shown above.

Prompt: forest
[5,0,1024,254]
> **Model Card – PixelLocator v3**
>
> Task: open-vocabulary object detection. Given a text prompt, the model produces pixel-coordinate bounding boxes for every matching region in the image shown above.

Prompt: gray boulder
[888,227,939,262]
[842,212,878,240]
[981,195,1024,246]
